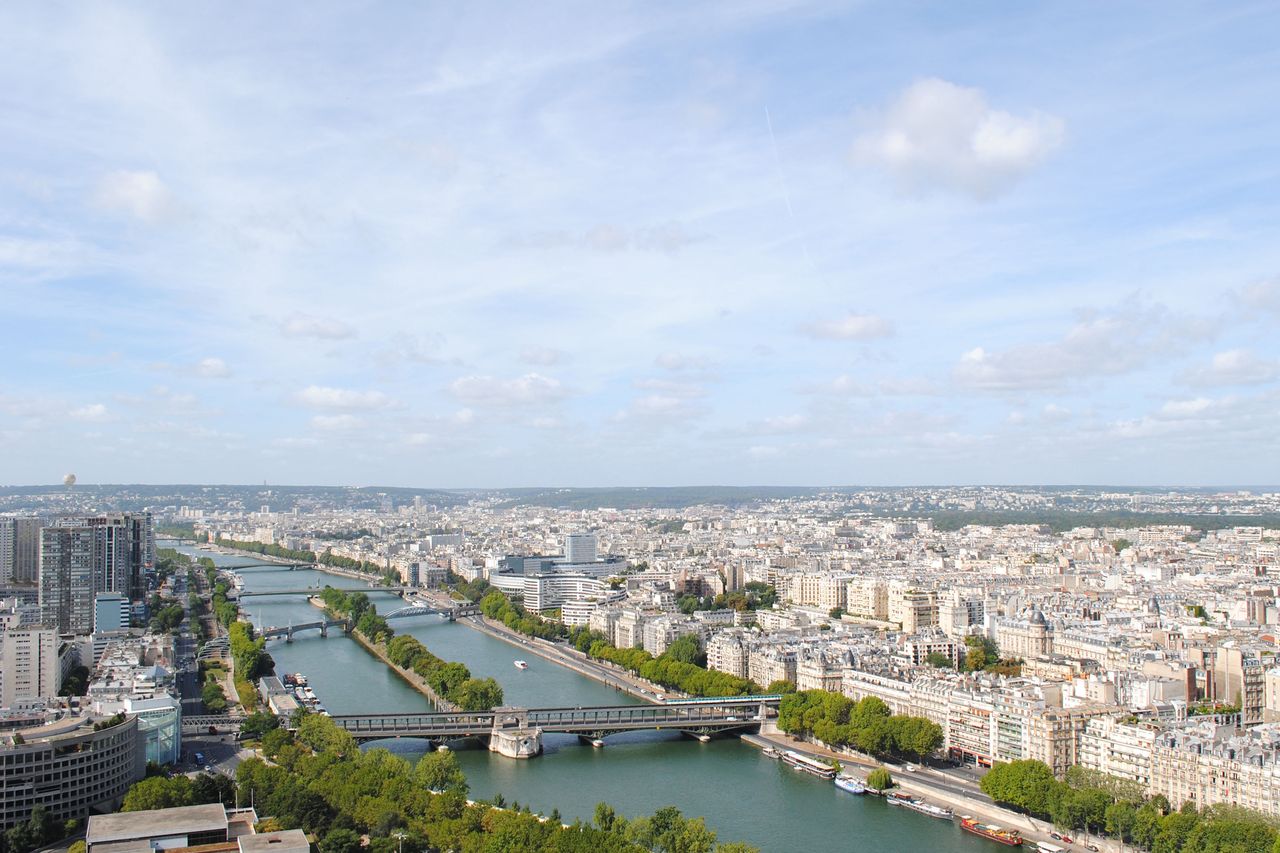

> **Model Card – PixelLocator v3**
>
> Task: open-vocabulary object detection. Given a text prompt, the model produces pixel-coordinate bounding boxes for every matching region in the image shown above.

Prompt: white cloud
[953,302,1207,392]
[196,357,231,378]
[747,445,780,459]
[1041,403,1072,422]
[520,346,563,366]
[449,373,566,406]
[280,314,357,340]
[1159,397,1214,419]
[801,312,893,341]
[311,414,364,431]
[1240,278,1280,314]
[634,378,706,398]
[405,432,432,446]
[1182,349,1280,386]
[655,352,715,372]
[70,403,110,422]
[294,385,393,410]
[94,170,173,222]
[853,78,1064,200]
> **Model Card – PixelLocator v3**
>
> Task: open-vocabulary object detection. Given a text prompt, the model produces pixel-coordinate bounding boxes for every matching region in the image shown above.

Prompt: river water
[178,544,998,853]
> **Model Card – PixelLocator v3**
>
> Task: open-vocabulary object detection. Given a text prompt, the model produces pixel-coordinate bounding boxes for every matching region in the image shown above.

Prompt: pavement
[180,733,252,778]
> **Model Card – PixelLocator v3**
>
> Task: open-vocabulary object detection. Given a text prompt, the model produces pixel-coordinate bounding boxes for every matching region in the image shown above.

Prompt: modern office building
[39,525,102,635]
[0,715,145,829]
[38,514,154,635]
[564,533,598,565]
[0,517,42,585]
[94,593,130,634]
[0,626,60,707]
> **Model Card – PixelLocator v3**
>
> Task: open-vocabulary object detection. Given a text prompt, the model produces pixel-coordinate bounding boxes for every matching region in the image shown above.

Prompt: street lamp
[392,832,408,853]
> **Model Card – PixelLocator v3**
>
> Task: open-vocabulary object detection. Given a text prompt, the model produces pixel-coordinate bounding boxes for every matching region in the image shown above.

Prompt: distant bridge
[223,561,312,571]
[236,586,415,597]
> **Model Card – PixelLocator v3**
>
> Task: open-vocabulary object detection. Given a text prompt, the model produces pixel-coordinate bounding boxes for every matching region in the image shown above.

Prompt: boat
[294,673,308,686]
[514,660,529,670]
[887,791,915,806]
[900,798,954,819]
[833,776,865,795]
[782,750,837,779]
[761,746,781,759]
[960,817,1023,846]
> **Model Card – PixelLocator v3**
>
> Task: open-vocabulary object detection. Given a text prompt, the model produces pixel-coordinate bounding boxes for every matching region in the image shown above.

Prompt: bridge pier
[488,728,542,758]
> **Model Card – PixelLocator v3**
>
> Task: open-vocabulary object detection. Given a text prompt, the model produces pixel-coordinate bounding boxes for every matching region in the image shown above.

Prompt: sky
[2,1,1279,488]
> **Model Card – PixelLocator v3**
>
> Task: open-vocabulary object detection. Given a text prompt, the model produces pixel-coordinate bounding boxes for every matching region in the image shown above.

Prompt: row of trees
[222,713,760,853]
[584,635,759,697]
[318,587,392,641]
[777,692,943,762]
[982,760,1280,852]
[479,589,570,641]
[384,634,504,711]
[227,621,270,710]
[478,589,761,697]
[122,772,236,812]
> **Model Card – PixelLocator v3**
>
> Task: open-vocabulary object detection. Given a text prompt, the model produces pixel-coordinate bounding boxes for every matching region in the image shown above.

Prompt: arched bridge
[257,619,351,641]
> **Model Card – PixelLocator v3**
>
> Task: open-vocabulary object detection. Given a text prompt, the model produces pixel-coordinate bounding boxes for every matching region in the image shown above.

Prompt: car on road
[204,765,212,772]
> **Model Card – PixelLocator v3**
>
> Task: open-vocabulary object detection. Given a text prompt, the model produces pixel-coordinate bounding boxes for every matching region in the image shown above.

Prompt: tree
[765,680,796,694]
[1104,801,1136,843]
[594,802,617,833]
[925,652,954,669]
[123,775,195,811]
[980,760,1060,817]
[413,751,468,794]
[240,711,280,740]
[866,767,893,791]
[320,828,363,853]
[452,677,503,711]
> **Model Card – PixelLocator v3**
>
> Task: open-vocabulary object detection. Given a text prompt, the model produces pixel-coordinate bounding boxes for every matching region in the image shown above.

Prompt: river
[177,543,999,852]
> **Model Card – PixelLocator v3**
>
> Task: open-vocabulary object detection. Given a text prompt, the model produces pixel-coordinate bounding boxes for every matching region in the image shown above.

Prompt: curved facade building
[1,716,144,829]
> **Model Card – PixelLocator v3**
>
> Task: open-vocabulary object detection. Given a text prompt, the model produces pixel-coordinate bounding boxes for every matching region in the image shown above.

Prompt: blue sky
[2,1,1279,487]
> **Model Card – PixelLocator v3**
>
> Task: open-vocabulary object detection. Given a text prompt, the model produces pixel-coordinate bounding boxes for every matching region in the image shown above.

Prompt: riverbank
[461,615,669,704]
[307,596,459,711]
[742,732,1120,853]
[350,626,460,712]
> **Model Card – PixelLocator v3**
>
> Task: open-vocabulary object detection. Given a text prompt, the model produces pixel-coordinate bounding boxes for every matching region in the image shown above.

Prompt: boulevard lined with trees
[776,692,943,762]
[981,759,1280,853]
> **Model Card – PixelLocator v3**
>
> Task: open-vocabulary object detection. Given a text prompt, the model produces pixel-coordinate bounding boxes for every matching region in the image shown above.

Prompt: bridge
[383,602,479,621]
[236,586,416,597]
[257,619,351,641]
[182,696,781,756]
[182,714,246,734]
[331,696,778,745]
[222,561,313,571]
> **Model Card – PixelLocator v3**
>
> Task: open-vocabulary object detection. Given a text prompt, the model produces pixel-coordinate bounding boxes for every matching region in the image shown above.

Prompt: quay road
[463,615,671,700]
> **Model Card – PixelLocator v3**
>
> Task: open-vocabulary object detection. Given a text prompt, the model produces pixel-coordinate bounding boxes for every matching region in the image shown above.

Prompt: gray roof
[87,804,228,845]
[238,830,310,853]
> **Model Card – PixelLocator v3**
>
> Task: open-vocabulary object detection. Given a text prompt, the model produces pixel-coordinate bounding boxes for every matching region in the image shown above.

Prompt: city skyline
[3,2,1280,486]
